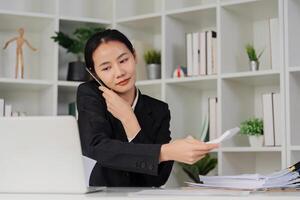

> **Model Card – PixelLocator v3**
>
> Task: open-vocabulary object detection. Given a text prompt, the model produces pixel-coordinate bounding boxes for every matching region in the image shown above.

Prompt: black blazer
[76,81,174,187]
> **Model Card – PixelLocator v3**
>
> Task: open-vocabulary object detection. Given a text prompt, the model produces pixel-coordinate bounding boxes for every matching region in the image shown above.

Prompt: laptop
[0,116,105,194]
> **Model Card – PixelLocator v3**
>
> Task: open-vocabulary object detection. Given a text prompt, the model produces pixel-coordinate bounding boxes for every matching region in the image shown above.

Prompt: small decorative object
[51,26,105,81]
[173,65,187,78]
[3,28,37,79]
[245,44,264,71]
[143,49,161,80]
[179,154,217,183]
[240,118,264,147]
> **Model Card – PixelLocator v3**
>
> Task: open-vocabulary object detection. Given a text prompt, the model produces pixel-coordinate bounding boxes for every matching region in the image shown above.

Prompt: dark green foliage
[51,26,105,61]
[240,118,264,136]
[179,154,218,183]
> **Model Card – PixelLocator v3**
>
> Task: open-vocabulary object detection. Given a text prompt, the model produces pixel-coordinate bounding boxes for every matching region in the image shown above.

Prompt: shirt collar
[131,88,139,110]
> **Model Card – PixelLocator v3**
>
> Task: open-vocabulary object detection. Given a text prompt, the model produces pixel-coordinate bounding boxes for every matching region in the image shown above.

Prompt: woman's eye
[102,66,111,71]
[120,58,129,63]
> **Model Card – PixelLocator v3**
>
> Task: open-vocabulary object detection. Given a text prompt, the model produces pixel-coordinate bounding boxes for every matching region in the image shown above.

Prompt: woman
[77,29,218,187]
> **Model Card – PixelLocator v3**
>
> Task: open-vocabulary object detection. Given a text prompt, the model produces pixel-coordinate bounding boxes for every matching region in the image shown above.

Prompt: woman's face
[92,40,137,94]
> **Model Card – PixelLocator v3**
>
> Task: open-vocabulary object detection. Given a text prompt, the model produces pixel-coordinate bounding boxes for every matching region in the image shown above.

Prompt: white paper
[206,127,240,144]
[129,188,250,196]
[82,155,97,186]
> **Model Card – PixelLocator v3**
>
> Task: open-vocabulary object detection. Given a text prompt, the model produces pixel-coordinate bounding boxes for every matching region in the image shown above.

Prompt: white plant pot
[249,135,264,147]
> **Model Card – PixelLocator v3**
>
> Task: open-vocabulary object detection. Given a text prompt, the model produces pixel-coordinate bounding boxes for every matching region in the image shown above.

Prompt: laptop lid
[0,116,88,194]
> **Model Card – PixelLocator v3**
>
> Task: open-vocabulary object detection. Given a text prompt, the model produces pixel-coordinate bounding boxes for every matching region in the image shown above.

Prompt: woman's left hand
[99,86,141,138]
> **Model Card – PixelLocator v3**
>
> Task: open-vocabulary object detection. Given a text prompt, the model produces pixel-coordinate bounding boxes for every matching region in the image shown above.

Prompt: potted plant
[51,26,105,81]
[240,118,264,147]
[245,44,264,71]
[143,49,161,80]
[179,154,217,183]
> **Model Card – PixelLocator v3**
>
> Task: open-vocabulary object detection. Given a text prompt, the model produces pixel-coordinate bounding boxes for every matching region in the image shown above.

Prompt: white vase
[249,135,264,147]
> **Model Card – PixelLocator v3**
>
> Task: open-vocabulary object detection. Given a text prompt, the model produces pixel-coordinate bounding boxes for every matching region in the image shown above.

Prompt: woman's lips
[116,78,130,86]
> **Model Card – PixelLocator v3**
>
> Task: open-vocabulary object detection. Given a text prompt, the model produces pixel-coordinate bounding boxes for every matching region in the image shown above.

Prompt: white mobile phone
[85,67,106,87]
[206,127,240,144]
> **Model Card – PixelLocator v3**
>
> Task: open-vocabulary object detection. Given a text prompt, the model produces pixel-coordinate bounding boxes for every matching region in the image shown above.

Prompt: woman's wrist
[159,143,173,163]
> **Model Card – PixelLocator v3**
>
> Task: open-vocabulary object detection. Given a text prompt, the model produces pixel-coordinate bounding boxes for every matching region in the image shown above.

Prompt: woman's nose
[114,64,125,78]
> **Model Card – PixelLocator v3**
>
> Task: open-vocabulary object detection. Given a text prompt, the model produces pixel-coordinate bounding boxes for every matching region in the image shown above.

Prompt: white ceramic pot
[249,135,264,147]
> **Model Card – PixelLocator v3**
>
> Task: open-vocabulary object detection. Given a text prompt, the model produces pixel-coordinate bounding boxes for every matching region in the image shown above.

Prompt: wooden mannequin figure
[3,28,37,79]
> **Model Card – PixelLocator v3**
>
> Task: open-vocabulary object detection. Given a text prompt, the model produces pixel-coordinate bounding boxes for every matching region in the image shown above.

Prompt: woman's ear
[133,49,138,64]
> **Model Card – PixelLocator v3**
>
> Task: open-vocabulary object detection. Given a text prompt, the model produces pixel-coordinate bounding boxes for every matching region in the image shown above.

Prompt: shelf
[165,76,217,90]
[289,146,300,151]
[220,0,280,73]
[165,7,216,79]
[116,16,162,82]
[221,70,280,86]
[59,0,112,21]
[221,151,282,175]
[59,16,111,25]
[0,0,56,15]
[0,78,53,91]
[0,9,55,19]
[221,146,283,152]
[165,0,217,12]
[288,67,300,72]
[220,0,259,7]
[0,13,56,80]
[136,79,162,86]
[115,0,161,20]
[58,80,83,87]
[287,72,300,146]
[166,80,217,140]
[285,0,300,68]
[165,3,217,15]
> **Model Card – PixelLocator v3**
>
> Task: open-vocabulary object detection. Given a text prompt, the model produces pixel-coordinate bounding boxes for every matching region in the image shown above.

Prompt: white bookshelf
[0,0,295,187]
[284,0,300,168]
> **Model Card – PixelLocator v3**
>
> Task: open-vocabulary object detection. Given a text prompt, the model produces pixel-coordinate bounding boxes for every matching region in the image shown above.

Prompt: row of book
[262,92,281,146]
[199,97,218,142]
[0,98,26,117]
[254,17,280,70]
[186,30,217,77]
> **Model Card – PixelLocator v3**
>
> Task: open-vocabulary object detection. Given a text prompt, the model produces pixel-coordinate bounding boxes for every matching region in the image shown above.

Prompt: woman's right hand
[159,136,219,164]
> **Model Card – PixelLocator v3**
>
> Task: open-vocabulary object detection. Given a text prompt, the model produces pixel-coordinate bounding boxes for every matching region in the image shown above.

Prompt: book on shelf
[69,102,78,120]
[4,104,12,117]
[199,114,209,142]
[186,30,217,77]
[0,98,4,117]
[207,31,217,75]
[253,17,279,70]
[262,92,282,146]
[262,93,275,146]
[209,97,218,140]
[186,33,193,77]
[273,92,281,146]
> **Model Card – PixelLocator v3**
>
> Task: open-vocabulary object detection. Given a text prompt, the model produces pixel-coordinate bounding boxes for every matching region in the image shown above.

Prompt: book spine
[209,97,218,140]
[273,92,282,146]
[262,93,275,146]
[0,99,4,117]
[192,32,200,76]
[200,31,207,75]
[186,33,193,77]
[4,104,12,117]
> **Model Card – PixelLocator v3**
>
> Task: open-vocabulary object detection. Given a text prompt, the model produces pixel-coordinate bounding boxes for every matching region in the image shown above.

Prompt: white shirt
[127,88,139,142]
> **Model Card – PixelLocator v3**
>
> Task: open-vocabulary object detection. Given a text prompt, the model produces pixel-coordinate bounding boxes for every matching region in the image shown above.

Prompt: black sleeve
[132,105,174,187]
[77,83,162,176]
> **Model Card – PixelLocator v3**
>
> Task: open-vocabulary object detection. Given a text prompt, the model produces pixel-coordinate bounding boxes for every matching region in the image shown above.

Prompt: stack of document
[186,162,300,191]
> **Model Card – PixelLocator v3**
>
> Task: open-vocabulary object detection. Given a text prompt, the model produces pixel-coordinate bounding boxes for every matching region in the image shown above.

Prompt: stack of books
[0,98,25,117]
[186,162,300,191]
[262,92,281,146]
[186,30,217,77]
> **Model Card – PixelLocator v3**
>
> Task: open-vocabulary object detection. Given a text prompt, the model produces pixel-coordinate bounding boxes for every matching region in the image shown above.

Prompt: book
[199,114,209,141]
[269,18,280,70]
[207,31,217,75]
[192,32,200,76]
[262,93,275,146]
[186,33,193,77]
[69,102,78,119]
[212,37,218,74]
[273,92,282,146]
[4,104,12,117]
[0,98,4,117]
[199,32,207,76]
[209,97,218,140]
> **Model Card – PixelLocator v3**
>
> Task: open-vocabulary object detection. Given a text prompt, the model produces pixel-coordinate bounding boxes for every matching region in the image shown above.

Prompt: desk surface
[0,187,300,200]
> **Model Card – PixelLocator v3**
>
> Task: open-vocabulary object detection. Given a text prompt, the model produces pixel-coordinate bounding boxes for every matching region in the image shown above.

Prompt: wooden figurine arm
[3,37,17,49]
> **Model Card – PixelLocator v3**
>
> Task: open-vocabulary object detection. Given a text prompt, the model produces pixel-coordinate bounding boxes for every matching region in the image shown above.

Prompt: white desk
[0,188,300,200]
